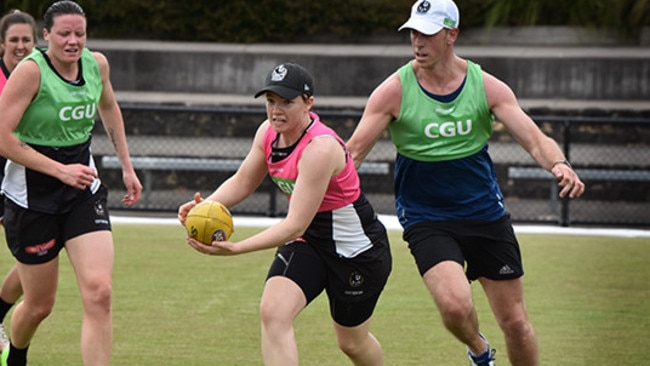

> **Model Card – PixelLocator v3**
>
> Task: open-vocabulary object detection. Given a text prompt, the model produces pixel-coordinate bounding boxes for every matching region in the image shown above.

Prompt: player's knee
[259,300,289,333]
[438,298,474,327]
[499,313,533,338]
[337,329,380,361]
[22,299,55,322]
[259,299,275,324]
[338,339,363,358]
[336,331,367,359]
[81,280,112,313]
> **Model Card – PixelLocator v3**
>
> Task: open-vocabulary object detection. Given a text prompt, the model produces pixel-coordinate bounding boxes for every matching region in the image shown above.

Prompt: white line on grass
[111,214,650,238]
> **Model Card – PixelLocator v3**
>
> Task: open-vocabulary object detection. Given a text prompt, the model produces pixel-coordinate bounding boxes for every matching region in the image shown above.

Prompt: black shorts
[0,194,4,223]
[403,214,523,281]
[266,238,392,327]
[3,185,112,265]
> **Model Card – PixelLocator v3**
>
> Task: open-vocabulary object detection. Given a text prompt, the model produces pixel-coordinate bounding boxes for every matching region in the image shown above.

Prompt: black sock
[7,343,28,366]
[0,298,14,323]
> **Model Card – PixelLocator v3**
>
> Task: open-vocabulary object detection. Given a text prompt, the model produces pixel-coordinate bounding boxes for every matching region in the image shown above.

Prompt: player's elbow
[281,216,310,239]
[346,143,364,168]
[288,223,308,239]
[352,158,363,170]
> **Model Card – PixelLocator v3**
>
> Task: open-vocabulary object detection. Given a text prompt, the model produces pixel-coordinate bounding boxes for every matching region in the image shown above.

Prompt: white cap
[398,0,459,35]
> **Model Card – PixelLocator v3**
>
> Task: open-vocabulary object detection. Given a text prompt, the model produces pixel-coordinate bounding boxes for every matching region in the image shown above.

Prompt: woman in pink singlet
[0,9,37,355]
[179,62,392,366]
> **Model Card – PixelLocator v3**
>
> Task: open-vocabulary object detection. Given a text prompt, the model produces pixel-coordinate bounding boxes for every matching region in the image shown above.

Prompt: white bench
[507,166,650,215]
[101,156,391,208]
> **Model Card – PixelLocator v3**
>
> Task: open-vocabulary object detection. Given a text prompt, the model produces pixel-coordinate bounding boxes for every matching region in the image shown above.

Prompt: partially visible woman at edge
[0,1,142,365]
[0,10,38,354]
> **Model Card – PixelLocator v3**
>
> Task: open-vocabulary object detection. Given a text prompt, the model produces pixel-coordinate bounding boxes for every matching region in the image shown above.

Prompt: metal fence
[95,104,650,228]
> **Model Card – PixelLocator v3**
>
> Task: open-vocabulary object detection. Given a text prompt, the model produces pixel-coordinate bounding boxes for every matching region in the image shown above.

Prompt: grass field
[0,221,649,365]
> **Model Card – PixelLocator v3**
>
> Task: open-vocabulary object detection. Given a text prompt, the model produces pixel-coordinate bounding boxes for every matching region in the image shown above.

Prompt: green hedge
[3,0,648,42]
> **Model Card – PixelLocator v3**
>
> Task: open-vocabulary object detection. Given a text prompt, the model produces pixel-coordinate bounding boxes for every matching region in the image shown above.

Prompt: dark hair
[43,1,85,32]
[0,10,37,57]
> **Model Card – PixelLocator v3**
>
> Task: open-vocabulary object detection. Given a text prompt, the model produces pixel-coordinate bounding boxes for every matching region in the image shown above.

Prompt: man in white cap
[347,0,585,365]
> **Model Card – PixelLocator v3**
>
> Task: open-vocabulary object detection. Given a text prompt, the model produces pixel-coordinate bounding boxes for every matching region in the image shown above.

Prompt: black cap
[254,63,314,99]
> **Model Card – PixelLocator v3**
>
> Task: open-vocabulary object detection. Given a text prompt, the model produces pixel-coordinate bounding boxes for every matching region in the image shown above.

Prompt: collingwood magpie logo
[271,65,288,81]
[417,0,431,13]
[94,200,110,225]
[94,201,106,216]
[348,272,364,288]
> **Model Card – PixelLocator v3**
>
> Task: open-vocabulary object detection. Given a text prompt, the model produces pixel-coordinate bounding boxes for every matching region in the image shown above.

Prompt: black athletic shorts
[3,185,112,264]
[266,238,392,327]
[403,214,523,281]
[0,156,5,222]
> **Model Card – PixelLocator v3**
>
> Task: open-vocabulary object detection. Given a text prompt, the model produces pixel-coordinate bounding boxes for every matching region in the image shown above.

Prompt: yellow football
[185,201,234,244]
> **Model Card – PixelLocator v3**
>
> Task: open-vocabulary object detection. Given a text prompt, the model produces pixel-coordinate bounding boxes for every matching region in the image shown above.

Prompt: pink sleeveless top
[263,111,361,213]
[0,72,8,93]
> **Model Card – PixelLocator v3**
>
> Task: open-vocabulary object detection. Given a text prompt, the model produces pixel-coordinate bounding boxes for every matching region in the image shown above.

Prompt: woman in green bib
[0,1,142,365]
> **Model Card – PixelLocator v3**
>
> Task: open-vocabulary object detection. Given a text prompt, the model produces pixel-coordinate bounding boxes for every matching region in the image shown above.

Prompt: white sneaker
[0,324,8,352]
[468,333,496,366]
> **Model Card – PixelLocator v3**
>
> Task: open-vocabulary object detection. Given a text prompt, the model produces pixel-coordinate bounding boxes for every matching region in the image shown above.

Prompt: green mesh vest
[389,60,493,162]
[14,48,102,147]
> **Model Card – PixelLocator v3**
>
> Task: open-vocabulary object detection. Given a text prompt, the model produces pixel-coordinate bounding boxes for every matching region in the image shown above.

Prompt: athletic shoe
[0,324,8,352]
[468,333,496,366]
[1,347,7,366]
